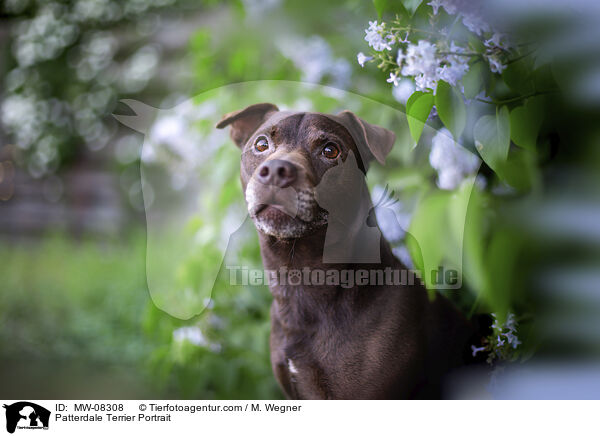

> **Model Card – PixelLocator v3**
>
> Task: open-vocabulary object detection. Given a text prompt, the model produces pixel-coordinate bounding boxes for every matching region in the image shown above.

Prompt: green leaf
[495,148,536,190]
[462,61,489,100]
[406,91,434,144]
[532,64,556,92]
[373,0,387,18]
[468,34,485,53]
[509,96,544,151]
[473,106,510,172]
[435,80,466,139]
[483,228,521,316]
[407,191,452,290]
[404,0,424,14]
[408,183,474,292]
[373,0,410,20]
[460,186,487,301]
[502,56,535,95]
[411,0,433,32]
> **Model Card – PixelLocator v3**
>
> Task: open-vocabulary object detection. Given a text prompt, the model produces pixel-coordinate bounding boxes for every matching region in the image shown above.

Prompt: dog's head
[216,103,396,239]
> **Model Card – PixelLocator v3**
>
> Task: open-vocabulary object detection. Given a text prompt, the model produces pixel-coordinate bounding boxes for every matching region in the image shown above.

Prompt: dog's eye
[322,142,340,159]
[254,136,269,152]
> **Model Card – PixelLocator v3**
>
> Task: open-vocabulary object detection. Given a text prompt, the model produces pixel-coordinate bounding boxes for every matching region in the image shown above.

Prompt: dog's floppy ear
[216,103,279,147]
[332,110,396,166]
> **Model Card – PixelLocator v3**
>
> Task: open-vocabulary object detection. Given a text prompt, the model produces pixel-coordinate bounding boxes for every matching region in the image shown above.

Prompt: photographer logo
[3,402,50,433]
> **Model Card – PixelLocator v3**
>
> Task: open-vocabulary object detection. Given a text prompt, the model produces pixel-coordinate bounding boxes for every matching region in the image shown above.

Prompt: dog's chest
[270,301,361,399]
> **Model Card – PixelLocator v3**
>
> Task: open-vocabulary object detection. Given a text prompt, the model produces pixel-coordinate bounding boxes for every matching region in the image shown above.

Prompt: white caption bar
[1,400,598,436]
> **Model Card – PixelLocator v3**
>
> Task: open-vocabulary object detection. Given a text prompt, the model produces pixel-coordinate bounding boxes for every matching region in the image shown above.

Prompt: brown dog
[217,103,476,399]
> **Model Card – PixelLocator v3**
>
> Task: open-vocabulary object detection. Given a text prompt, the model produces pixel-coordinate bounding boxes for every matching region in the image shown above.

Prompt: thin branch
[504,50,536,65]
[475,90,557,105]
[438,51,482,58]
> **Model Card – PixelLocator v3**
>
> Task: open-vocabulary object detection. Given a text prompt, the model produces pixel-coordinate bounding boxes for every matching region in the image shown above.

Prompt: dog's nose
[256,159,297,188]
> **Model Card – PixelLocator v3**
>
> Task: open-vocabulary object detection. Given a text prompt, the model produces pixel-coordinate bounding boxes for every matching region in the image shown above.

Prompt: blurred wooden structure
[0,146,133,239]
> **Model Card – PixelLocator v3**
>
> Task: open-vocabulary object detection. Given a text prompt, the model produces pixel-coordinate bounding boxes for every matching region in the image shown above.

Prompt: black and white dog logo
[3,402,50,434]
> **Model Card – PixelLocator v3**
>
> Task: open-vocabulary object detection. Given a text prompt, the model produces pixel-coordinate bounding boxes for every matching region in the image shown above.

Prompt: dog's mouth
[246,182,328,239]
[253,203,279,215]
[250,200,297,220]
[250,203,285,219]
[253,204,268,215]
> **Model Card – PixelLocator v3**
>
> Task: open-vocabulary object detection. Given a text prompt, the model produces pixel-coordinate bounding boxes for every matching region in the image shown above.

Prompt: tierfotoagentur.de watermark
[226,266,460,289]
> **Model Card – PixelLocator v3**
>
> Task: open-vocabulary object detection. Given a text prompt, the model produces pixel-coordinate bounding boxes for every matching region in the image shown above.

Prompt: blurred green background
[1,0,599,399]
[0,0,396,400]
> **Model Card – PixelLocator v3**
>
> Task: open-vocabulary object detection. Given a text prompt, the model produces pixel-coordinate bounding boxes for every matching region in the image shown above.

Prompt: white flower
[429,128,480,190]
[376,207,405,242]
[428,105,438,120]
[371,185,412,244]
[1,93,44,149]
[401,40,439,91]
[173,326,208,347]
[435,0,496,37]
[436,42,470,87]
[486,53,506,73]
[173,325,222,352]
[475,174,487,190]
[396,48,405,66]
[441,0,457,15]
[364,21,393,51]
[434,0,491,35]
[397,32,409,44]
[473,312,521,364]
[387,71,400,86]
[436,61,468,87]
[491,315,502,330]
[329,59,352,88]
[392,79,415,104]
[413,74,435,92]
[485,33,508,49]
[503,330,516,341]
[357,52,372,67]
[392,245,414,269]
[471,345,486,357]
[401,40,437,76]
[504,313,518,332]
[13,4,78,67]
[428,0,443,14]
[436,167,464,190]
[391,39,471,93]
[505,332,521,349]
[491,312,521,349]
[462,13,489,36]
[277,36,351,87]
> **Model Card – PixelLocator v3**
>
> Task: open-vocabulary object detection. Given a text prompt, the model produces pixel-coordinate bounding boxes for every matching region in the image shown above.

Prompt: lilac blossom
[364,21,393,51]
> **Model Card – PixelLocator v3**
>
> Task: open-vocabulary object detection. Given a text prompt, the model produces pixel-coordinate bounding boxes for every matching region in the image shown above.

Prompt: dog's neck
[256,225,399,334]
[257,226,330,271]
[258,224,397,286]
[258,225,397,268]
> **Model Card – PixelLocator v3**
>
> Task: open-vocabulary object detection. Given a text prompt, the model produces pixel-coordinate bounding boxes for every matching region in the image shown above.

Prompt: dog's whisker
[289,239,296,264]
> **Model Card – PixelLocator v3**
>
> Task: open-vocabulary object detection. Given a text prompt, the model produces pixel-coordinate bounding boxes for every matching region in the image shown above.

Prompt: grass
[0,231,281,399]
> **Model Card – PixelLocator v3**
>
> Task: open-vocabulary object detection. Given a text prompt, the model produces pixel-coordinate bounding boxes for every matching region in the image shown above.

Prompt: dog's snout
[256,159,297,188]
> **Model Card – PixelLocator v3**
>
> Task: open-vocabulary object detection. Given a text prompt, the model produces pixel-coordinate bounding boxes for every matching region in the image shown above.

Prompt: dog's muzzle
[244,160,327,238]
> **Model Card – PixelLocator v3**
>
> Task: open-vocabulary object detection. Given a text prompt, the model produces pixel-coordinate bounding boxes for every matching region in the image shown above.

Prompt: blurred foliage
[0,0,224,178]
[2,0,600,400]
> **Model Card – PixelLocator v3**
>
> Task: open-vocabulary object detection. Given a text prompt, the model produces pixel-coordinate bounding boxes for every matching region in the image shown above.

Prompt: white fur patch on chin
[253,213,321,239]
[288,359,299,375]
